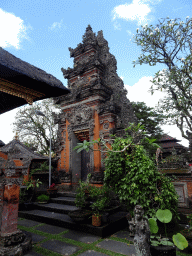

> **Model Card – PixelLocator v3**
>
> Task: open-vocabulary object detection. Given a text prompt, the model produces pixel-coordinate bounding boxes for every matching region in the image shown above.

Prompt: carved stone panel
[173,182,189,208]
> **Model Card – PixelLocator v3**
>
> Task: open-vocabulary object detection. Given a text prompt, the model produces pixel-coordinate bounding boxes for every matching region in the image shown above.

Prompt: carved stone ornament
[66,105,94,126]
[56,170,72,183]
[128,205,151,256]
[103,122,109,130]
[0,230,32,256]
[4,178,23,186]
[0,230,25,247]
[90,171,104,184]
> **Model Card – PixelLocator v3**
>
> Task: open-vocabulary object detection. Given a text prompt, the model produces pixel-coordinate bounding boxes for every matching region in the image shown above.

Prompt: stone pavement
[18,218,136,256]
[18,219,186,256]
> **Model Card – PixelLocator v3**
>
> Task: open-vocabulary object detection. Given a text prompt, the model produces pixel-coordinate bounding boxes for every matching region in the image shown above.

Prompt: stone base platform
[18,209,128,238]
[0,230,32,256]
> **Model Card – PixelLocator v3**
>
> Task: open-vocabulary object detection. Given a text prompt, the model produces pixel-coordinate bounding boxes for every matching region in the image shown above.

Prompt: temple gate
[54,25,137,191]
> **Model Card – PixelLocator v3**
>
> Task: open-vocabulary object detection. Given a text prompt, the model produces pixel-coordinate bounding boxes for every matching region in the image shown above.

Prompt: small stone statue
[128,205,151,256]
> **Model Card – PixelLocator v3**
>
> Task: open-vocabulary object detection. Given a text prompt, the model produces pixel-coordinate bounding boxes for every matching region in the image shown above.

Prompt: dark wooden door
[81,149,90,182]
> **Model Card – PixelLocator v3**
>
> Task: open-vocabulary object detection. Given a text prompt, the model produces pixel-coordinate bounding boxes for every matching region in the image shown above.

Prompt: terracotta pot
[150,245,176,256]
[92,214,101,226]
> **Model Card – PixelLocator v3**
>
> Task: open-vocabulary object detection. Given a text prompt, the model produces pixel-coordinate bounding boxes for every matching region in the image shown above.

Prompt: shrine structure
[54,25,137,191]
[0,47,70,255]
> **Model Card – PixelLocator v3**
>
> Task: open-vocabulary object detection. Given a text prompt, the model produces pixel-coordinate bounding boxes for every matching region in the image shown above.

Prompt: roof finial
[15,132,19,140]
[82,25,96,44]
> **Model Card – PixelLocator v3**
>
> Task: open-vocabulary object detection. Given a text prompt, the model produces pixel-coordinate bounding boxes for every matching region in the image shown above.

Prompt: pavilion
[0,47,70,255]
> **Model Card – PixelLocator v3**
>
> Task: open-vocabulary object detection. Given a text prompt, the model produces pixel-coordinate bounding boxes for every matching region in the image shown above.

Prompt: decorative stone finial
[15,132,18,140]
[82,25,96,44]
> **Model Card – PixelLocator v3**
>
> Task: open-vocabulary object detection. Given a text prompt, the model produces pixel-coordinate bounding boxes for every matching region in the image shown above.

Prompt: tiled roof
[0,139,48,160]
[158,134,179,142]
[158,134,188,150]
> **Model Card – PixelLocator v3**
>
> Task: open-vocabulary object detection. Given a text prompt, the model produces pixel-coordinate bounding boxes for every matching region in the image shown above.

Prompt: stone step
[18,209,128,238]
[57,191,76,198]
[51,196,76,206]
[34,202,79,214]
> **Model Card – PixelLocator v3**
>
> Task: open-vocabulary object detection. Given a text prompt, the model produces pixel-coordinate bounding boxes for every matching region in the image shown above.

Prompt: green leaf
[156,209,172,223]
[151,240,160,246]
[172,233,188,250]
[77,148,84,153]
[160,240,174,246]
[149,218,159,233]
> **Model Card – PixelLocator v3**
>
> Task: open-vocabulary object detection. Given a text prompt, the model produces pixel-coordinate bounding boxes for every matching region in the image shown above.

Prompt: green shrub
[37,194,49,202]
[104,127,179,219]
[74,123,179,219]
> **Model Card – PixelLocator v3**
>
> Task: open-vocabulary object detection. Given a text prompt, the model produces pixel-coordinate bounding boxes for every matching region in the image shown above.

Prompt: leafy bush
[74,123,179,219]
[104,126,179,219]
[37,194,49,202]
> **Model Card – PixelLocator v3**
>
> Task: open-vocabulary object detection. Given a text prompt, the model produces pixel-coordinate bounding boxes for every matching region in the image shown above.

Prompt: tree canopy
[13,98,60,155]
[133,17,192,144]
[131,101,164,139]
[131,101,165,156]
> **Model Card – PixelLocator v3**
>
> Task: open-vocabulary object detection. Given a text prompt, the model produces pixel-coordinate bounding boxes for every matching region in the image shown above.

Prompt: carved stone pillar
[0,151,32,255]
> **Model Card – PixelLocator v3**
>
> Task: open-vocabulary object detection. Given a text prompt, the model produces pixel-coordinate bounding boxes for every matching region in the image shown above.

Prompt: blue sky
[0,0,191,146]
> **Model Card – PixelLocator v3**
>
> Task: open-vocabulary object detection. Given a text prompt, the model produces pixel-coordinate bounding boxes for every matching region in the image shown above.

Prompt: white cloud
[0,8,28,49]
[0,108,18,144]
[49,19,66,31]
[125,76,189,147]
[126,76,165,107]
[112,0,151,25]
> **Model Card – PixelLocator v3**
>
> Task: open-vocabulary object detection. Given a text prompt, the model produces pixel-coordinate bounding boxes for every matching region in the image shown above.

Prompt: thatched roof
[0,47,70,114]
[0,140,5,147]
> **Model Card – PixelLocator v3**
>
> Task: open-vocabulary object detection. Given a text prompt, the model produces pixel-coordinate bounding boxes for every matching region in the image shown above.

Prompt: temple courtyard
[18,218,188,256]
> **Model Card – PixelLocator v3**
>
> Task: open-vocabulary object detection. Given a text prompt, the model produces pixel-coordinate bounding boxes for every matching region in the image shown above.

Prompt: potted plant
[149,209,188,255]
[74,174,93,209]
[47,183,57,197]
[19,171,42,211]
[37,194,49,203]
[90,194,110,226]
[68,175,93,223]
[89,185,112,224]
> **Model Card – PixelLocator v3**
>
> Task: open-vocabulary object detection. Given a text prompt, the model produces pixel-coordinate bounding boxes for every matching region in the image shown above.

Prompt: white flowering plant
[132,17,192,144]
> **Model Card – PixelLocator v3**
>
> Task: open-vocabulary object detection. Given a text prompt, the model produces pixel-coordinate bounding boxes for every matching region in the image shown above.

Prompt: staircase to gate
[18,192,128,238]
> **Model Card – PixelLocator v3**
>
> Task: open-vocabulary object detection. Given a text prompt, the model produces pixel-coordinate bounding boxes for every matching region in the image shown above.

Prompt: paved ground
[18,218,190,256]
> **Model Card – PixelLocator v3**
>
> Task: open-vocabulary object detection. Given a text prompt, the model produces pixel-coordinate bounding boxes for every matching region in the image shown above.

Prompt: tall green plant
[104,129,179,218]
[74,123,179,219]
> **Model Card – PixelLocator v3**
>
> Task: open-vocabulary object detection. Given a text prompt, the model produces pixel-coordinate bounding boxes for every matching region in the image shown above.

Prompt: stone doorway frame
[68,127,94,189]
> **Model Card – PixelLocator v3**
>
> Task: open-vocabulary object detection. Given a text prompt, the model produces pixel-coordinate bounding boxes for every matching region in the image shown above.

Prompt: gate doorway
[72,130,90,185]
[81,149,90,182]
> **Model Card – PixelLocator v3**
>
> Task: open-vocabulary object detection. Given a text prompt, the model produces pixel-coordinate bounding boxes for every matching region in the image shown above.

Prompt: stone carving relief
[66,105,94,126]
[0,229,26,247]
[103,122,109,130]
[90,170,104,184]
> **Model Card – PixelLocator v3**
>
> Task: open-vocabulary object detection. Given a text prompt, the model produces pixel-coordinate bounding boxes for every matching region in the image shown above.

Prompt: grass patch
[109,235,133,244]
